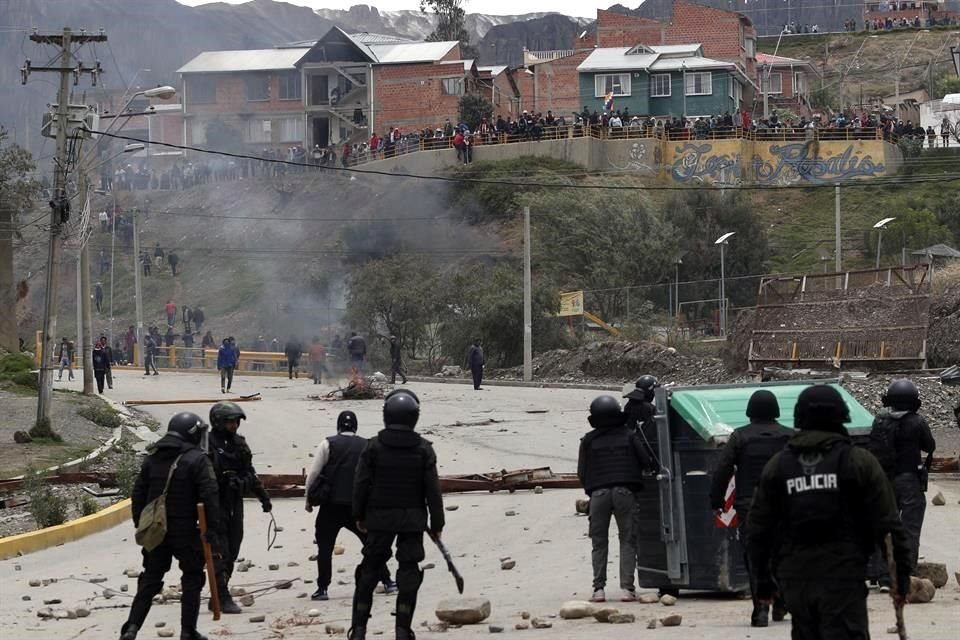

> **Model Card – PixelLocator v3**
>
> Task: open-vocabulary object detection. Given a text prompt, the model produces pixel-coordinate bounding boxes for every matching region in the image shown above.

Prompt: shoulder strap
[160,453,185,497]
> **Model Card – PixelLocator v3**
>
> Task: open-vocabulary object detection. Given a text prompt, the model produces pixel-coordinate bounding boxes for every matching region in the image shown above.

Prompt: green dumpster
[636,380,875,593]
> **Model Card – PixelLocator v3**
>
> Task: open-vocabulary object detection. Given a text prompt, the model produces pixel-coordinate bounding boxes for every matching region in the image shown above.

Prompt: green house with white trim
[576,44,752,118]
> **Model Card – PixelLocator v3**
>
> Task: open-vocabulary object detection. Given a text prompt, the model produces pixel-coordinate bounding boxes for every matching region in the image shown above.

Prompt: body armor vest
[583,427,646,493]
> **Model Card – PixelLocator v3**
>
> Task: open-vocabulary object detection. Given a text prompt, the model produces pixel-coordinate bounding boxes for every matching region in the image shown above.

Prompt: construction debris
[311,372,389,401]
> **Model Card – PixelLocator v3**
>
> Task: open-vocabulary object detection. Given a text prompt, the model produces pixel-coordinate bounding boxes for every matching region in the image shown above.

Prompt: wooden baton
[197,502,221,620]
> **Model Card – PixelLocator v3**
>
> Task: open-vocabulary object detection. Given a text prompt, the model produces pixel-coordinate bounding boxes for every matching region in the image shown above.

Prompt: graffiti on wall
[752,143,886,185]
[609,141,661,173]
[670,143,742,185]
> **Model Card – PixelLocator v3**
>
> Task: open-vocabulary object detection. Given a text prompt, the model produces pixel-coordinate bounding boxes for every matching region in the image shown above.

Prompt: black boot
[771,598,788,622]
[180,631,208,640]
[348,627,366,640]
[218,592,242,614]
[119,623,138,640]
[751,604,770,627]
[396,626,416,640]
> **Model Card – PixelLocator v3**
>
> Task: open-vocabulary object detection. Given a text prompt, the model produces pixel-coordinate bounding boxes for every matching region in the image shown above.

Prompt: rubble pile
[312,372,388,401]
[928,266,960,367]
[842,374,959,434]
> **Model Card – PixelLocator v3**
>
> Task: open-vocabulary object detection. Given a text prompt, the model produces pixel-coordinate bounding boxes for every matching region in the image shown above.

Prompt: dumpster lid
[669,382,875,442]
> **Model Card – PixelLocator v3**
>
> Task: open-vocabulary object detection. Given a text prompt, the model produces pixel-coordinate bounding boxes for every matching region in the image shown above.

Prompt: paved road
[2,370,958,639]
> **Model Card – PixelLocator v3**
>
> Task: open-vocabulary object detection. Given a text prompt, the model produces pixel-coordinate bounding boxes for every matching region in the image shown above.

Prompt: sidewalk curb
[407,376,620,392]
[0,499,131,561]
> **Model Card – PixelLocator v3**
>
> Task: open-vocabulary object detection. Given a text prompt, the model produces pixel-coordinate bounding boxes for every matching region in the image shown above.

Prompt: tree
[459,94,493,131]
[0,126,40,353]
[421,0,476,58]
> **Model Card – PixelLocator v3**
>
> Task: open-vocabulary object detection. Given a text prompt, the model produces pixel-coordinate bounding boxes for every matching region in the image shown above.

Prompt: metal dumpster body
[635,380,875,593]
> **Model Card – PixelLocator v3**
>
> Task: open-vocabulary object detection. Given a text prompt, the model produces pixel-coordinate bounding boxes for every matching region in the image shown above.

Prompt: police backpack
[135,454,183,552]
[866,415,898,473]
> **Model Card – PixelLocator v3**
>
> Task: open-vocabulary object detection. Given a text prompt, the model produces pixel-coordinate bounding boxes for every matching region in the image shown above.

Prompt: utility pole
[522,206,532,382]
[834,183,842,273]
[78,175,94,394]
[132,208,144,366]
[24,28,106,425]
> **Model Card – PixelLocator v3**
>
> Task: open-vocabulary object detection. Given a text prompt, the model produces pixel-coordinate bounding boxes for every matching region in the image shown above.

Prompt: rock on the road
[500,559,516,570]
[488,624,504,633]
[931,491,946,506]
[558,600,595,619]
[914,562,948,588]
[638,592,659,604]
[647,618,657,629]
[239,594,255,607]
[157,630,175,638]
[435,598,491,624]
[249,615,266,623]
[906,576,936,603]
[660,613,683,627]
[575,499,590,515]
[660,594,677,606]
[608,613,636,624]
[531,617,552,629]
[592,606,620,622]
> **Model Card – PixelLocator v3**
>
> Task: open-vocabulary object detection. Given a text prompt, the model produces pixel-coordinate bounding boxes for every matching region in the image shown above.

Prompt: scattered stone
[338,579,350,586]
[660,594,677,606]
[914,562,948,588]
[489,624,504,633]
[931,491,946,506]
[43,598,62,605]
[887,625,899,634]
[609,613,636,624]
[36,608,54,619]
[533,486,543,494]
[28,579,42,587]
[298,592,308,599]
[125,568,141,578]
[504,510,517,517]
[155,622,166,628]
[74,608,90,618]
[647,618,657,629]
[287,561,299,567]
[520,611,531,620]
[239,594,255,607]
[906,576,936,603]
[229,586,246,597]
[249,614,266,623]
[236,561,249,573]
[660,614,683,627]
[592,607,620,622]
[575,498,590,515]
[120,584,129,592]
[14,430,32,443]
[103,589,115,600]
[157,629,175,638]
[422,563,436,570]
[531,618,552,629]
[54,610,76,620]
[307,609,321,617]
[268,563,280,571]
[427,622,449,632]
[325,623,346,634]
[638,593,659,604]
[274,580,293,590]
[21,595,31,601]
[435,598,492,624]
[333,544,345,555]
[337,567,347,573]
[14,564,21,571]
[515,622,530,630]
[89,577,108,584]
[500,559,516,570]
[955,571,960,587]
[309,554,318,562]
[558,600,595,619]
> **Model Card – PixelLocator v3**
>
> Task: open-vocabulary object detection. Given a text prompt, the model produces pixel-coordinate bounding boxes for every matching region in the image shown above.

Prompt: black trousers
[288,358,299,379]
[391,359,407,384]
[868,472,926,584]
[94,369,106,393]
[352,530,424,632]
[216,499,244,592]
[122,531,205,635]
[738,521,785,616]
[780,578,869,640]
[314,504,389,589]
[471,364,483,389]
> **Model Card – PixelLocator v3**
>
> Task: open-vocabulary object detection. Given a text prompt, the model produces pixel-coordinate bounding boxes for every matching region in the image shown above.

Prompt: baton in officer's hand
[197,503,221,620]
[429,531,464,594]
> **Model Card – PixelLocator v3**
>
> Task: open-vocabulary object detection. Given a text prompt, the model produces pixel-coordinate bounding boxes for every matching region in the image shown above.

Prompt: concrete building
[755,52,819,119]
[864,1,959,27]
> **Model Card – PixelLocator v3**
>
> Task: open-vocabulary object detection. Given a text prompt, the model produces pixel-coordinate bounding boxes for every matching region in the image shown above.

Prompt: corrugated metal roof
[578,47,655,72]
[650,57,735,72]
[578,47,732,73]
[652,43,703,55]
[478,65,507,76]
[351,32,414,45]
[178,48,309,74]
[369,41,459,64]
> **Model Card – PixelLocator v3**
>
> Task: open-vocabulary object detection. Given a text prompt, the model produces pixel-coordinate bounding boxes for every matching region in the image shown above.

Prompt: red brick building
[755,53,820,119]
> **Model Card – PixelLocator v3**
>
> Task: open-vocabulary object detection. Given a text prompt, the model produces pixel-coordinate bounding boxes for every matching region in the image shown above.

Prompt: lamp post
[715,232,735,337]
[873,216,896,270]
[674,256,683,317]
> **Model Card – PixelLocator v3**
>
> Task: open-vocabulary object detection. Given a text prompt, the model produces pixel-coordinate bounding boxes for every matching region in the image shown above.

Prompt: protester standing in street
[165,299,177,328]
[217,338,237,393]
[709,390,792,626]
[577,395,652,603]
[308,336,326,384]
[387,335,407,385]
[747,385,913,639]
[350,390,444,640]
[120,412,221,640]
[56,337,75,381]
[347,332,367,372]
[305,411,396,601]
[144,333,159,375]
[92,341,109,394]
[465,339,484,390]
[99,334,114,389]
[207,402,272,614]
[168,251,180,277]
[285,335,302,380]
[94,281,104,313]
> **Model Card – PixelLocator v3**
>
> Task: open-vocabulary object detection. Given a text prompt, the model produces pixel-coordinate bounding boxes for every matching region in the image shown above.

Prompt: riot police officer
[207,401,272,614]
[709,390,792,627]
[747,385,912,639]
[350,390,445,640]
[121,413,221,640]
[868,378,936,587]
[577,395,652,603]
[623,374,657,433]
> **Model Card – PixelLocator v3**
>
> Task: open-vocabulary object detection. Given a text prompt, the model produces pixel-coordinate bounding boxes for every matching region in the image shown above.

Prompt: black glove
[261,499,273,513]
[226,473,244,493]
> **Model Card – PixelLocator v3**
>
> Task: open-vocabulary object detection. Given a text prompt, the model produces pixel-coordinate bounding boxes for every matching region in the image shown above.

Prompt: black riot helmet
[881,378,921,412]
[383,390,420,429]
[167,412,208,444]
[793,385,850,432]
[746,390,781,421]
[589,395,624,429]
[634,374,659,402]
[337,410,358,433]
[209,401,246,430]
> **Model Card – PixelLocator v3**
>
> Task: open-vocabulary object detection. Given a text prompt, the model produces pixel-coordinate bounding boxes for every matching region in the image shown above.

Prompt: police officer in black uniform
[623,374,658,433]
[577,395,653,603]
[121,413,221,640]
[747,385,912,639]
[350,390,445,640]
[207,401,273,614]
[868,378,936,587]
[709,390,792,627]
[305,410,396,601]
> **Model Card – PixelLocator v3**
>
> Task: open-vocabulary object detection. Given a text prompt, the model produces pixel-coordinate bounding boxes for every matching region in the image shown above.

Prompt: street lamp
[674,256,683,318]
[715,232,735,337]
[873,217,896,269]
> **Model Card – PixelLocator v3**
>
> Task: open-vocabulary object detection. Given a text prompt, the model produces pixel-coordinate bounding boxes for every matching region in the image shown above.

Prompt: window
[729,77,742,104]
[188,78,216,105]
[594,73,631,97]
[761,72,783,94]
[278,72,301,101]
[244,119,271,144]
[246,75,270,101]
[684,71,712,96]
[794,72,807,97]
[190,121,207,145]
[744,38,755,57]
[650,74,671,97]
[441,78,465,96]
[276,117,304,142]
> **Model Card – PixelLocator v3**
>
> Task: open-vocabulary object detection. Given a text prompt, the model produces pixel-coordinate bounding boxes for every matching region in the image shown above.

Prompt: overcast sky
[175,0,604,19]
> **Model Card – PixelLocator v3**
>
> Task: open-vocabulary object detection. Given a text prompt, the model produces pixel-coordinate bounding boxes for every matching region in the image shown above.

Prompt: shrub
[78,495,99,517]
[77,403,123,429]
[113,444,141,499]
[23,467,69,528]
[29,417,62,442]
[0,352,34,376]
[10,370,38,389]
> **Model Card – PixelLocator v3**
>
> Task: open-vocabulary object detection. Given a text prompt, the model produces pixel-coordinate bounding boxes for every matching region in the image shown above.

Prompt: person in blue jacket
[217,338,238,394]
